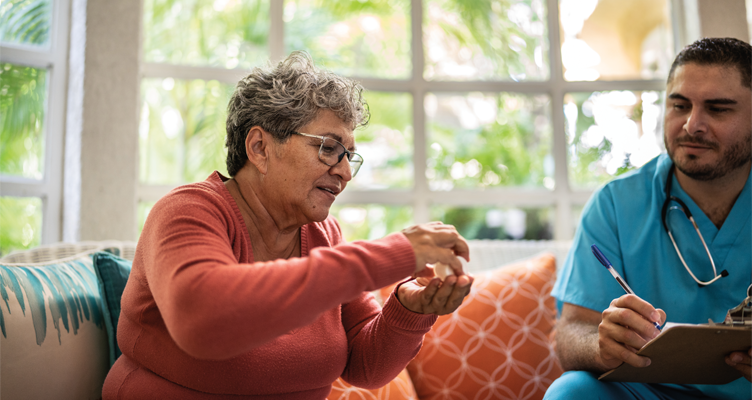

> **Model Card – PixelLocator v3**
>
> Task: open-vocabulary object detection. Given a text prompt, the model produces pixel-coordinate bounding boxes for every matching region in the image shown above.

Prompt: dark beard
[667,135,752,181]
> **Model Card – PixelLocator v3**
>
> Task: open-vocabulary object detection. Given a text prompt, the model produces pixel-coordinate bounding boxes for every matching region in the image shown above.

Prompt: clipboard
[599,291,752,384]
[598,323,751,384]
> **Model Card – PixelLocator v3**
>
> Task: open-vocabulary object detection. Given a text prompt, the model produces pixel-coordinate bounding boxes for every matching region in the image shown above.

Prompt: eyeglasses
[293,132,363,177]
[661,166,728,286]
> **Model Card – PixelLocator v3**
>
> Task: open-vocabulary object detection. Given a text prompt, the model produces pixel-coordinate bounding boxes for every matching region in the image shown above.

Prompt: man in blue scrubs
[545,37,751,399]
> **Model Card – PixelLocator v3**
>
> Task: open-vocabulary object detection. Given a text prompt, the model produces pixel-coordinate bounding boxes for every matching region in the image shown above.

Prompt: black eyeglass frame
[661,165,729,286]
[292,131,364,177]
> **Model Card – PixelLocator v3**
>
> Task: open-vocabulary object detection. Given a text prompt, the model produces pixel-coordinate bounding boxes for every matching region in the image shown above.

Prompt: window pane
[0,0,51,47]
[143,0,269,68]
[571,204,584,237]
[0,196,42,256]
[426,92,552,190]
[285,0,410,79]
[140,78,231,185]
[330,204,413,242]
[351,92,413,190]
[559,0,673,81]
[138,201,156,236]
[565,90,664,189]
[431,206,553,240]
[0,63,46,179]
[424,0,549,81]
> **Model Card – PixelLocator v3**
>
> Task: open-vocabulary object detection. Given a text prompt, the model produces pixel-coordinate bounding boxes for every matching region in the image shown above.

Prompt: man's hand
[402,222,470,277]
[726,348,752,382]
[396,274,474,315]
[597,294,666,370]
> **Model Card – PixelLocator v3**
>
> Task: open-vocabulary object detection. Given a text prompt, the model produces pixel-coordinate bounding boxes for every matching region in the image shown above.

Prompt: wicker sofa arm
[0,240,138,264]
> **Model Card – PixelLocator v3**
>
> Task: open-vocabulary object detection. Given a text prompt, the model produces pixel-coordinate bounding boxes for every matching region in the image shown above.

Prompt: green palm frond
[0,0,51,46]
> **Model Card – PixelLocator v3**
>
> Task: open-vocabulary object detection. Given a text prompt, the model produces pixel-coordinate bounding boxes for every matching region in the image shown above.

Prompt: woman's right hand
[401,222,470,277]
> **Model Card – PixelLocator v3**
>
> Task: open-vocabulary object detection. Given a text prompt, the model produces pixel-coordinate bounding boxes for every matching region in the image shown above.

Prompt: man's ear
[245,126,270,175]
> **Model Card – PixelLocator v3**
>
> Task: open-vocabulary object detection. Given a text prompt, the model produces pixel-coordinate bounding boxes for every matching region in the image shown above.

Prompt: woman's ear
[245,126,270,175]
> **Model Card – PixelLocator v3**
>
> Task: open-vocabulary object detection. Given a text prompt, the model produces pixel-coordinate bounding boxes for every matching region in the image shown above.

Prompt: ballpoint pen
[591,244,662,331]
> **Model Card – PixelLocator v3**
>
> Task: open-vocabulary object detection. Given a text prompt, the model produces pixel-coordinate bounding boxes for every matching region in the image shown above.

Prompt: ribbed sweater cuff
[381,288,437,332]
[362,232,416,289]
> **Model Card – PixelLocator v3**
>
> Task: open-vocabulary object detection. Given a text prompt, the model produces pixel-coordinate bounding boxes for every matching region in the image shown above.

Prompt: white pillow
[1,252,109,400]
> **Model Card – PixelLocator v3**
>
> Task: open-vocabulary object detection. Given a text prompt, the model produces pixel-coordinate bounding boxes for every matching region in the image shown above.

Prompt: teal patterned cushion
[92,251,132,367]
[0,253,109,400]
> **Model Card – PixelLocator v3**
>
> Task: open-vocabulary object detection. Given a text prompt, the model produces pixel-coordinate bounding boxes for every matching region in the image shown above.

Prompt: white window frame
[138,0,671,240]
[0,0,70,245]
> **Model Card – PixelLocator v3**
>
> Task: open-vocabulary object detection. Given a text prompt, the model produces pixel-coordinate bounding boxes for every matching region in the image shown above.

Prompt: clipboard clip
[717,284,752,326]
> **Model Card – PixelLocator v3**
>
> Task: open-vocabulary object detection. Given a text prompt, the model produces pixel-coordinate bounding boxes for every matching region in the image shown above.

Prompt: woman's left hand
[396,274,474,315]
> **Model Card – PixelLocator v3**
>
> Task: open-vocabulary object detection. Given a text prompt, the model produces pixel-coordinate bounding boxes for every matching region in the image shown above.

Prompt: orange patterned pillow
[327,369,418,400]
[404,253,563,400]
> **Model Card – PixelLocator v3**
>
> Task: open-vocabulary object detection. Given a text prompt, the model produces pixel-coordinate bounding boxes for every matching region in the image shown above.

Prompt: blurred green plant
[330,204,413,242]
[140,78,231,184]
[427,93,552,189]
[1,0,51,254]
[0,0,50,46]
[431,206,552,240]
[0,63,46,179]
[424,0,548,80]
[350,91,414,190]
[285,0,410,79]
[143,0,269,68]
[0,197,42,257]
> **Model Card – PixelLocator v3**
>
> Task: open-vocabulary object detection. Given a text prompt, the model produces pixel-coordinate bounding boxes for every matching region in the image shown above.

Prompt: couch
[0,239,571,400]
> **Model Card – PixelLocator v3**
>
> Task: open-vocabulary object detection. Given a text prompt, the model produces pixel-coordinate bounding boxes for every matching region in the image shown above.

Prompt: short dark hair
[225,51,370,177]
[667,37,752,88]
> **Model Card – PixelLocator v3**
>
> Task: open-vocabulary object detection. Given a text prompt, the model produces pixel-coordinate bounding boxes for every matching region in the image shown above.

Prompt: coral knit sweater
[102,172,436,399]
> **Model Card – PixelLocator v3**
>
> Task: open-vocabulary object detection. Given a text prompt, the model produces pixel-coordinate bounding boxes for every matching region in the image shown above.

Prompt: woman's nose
[331,157,353,181]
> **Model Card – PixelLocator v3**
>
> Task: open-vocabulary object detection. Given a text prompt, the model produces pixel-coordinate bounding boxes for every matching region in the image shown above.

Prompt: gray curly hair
[225,51,370,177]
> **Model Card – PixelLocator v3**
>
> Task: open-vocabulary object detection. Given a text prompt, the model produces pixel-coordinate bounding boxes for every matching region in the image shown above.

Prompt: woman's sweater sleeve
[139,184,417,360]
[339,290,436,388]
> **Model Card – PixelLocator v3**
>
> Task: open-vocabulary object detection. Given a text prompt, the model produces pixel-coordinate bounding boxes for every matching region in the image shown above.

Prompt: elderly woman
[102,51,473,399]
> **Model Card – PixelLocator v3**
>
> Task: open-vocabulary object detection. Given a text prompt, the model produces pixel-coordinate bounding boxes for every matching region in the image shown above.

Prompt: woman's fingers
[425,275,473,315]
[396,276,474,315]
[402,223,470,275]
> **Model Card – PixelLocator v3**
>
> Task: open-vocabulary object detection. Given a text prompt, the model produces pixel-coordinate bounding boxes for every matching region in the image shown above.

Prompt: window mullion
[269,0,285,62]
[42,0,72,244]
[0,46,55,68]
[411,0,429,224]
[142,63,248,83]
[546,0,571,240]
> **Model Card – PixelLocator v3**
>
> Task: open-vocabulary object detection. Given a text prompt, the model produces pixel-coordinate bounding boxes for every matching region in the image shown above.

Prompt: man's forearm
[555,319,609,373]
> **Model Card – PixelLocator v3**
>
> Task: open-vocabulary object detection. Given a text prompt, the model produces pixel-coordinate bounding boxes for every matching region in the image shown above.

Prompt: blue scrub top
[552,154,752,398]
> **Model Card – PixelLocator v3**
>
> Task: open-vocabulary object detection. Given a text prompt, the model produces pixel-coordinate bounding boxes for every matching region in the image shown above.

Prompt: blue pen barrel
[591,243,662,331]
[591,245,611,268]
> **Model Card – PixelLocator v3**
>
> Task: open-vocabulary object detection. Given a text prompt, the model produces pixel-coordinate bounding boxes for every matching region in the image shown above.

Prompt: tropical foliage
[140,78,232,184]
[1,0,51,255]
[0,63,45,178]
[143,0,269,68]
[424,0,548,80]
[0,0,50,46]
[427,92,552,189]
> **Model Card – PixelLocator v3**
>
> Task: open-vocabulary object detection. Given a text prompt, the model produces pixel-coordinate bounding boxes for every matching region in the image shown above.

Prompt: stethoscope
[660,165,729,286]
